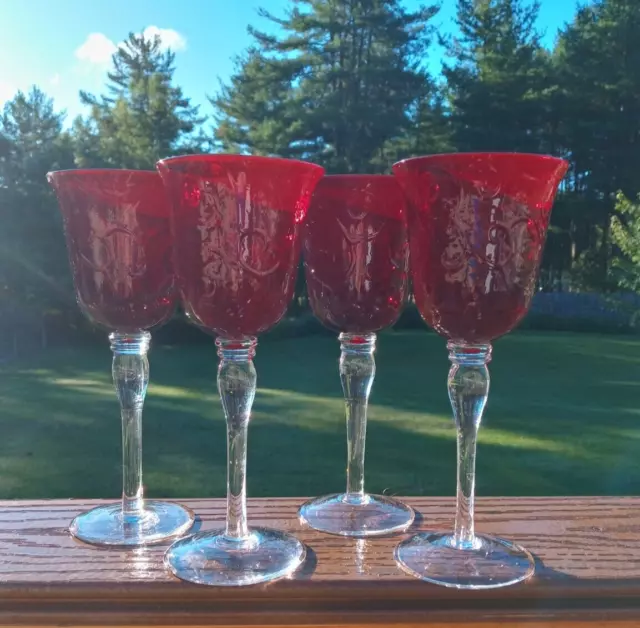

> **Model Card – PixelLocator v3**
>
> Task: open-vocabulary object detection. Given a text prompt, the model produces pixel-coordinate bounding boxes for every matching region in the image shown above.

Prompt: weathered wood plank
[0,497,637,626]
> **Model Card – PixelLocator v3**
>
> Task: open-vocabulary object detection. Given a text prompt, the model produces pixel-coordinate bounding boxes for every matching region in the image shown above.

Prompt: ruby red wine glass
[392,153,568,588]
[47,169,195,546]
[157,154,324,586]
[298,175,414,537]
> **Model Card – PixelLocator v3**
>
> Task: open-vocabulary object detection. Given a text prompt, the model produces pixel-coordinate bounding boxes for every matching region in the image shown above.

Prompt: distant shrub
[525,292,640,334]
[8,290,640,357]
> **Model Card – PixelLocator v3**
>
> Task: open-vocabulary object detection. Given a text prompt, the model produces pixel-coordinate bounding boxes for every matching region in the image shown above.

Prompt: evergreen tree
[74,32,206,169]
[213,0,441,173]
[443,0,548,153]
[0,87,75,347]
[374,87,453,169]
[215,49,297,157]
[553,0,640,286]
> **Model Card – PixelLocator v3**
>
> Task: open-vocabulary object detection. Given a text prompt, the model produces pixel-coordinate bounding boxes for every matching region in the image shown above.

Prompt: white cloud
[75,33,117,65]
[0,81,17,106]
[141,26,186,52]
[49,73,61,87]
[74,27,186,67]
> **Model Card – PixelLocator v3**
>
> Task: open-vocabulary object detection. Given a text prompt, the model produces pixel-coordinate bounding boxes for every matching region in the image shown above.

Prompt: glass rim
[156,153,325,173]
[393,151,569,169]
[322,174,394,180]
[46,168,158,179]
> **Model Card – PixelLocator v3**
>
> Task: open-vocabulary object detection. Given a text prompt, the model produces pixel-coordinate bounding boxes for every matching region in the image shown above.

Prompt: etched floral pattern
[304,176,408,333]
[80,203,147,299]
[197,173,280,302]
[160,156,324,338]
[49,170,175,332]
[336,208,385,298]
[438,183,544,299]
[394,154,567,342]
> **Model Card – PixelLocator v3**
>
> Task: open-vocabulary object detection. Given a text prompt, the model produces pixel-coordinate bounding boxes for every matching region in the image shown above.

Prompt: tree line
[1,0,640,349]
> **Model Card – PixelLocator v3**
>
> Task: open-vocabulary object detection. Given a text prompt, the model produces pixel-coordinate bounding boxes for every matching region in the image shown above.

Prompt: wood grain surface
[0,497,638,627]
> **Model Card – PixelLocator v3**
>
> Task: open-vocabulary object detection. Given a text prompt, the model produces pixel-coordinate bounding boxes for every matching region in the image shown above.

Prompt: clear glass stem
[110,331,151,520]
[340,332,376,503]
[217,337,257,541]
[447,341,491,550]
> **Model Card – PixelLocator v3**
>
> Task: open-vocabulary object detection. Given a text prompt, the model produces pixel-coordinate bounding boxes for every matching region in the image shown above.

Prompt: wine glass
[157,154,324,586]
[47,169,195,546]
[298,175,414,537]
[392,153,568,589]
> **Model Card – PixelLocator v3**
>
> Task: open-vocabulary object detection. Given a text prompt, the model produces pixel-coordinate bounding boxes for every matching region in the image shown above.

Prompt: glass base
[395,532,535,589]
[164,527,306,586]
[299,493,415,537]
[69,500,195,547]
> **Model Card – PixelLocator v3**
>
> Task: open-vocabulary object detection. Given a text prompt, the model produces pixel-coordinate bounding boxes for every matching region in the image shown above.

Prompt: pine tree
[0,87,75,347]
[215,49,297,157]
[74,33,206,169]
[443,0,548,153]
[213,0,441,173]
[374,87,453,169]
[554,0,640,287]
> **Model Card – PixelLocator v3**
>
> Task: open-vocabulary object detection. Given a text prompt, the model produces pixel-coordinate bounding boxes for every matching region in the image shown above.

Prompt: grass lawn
[0,330,639,499]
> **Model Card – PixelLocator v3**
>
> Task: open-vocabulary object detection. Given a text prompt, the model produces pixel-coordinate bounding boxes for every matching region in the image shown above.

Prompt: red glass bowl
[47,169,175,332]
[393,153,569,342]
[157,155,324,338]
[304,175,409,333]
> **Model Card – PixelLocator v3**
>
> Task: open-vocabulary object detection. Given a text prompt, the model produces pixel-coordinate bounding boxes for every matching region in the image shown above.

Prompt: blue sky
[0,0,579,125]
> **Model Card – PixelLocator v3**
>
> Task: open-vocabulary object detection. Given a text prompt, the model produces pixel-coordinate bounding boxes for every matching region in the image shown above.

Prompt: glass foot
[395,532,535,589]
[164,527,306,586]
[299,493,415,537]
[69,500,195,547]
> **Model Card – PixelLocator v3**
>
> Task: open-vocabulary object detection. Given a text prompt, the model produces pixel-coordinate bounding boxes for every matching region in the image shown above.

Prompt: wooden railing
[0,497,638,627]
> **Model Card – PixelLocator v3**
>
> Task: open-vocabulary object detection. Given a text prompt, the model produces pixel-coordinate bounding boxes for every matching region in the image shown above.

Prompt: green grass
[1,330,639,499]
